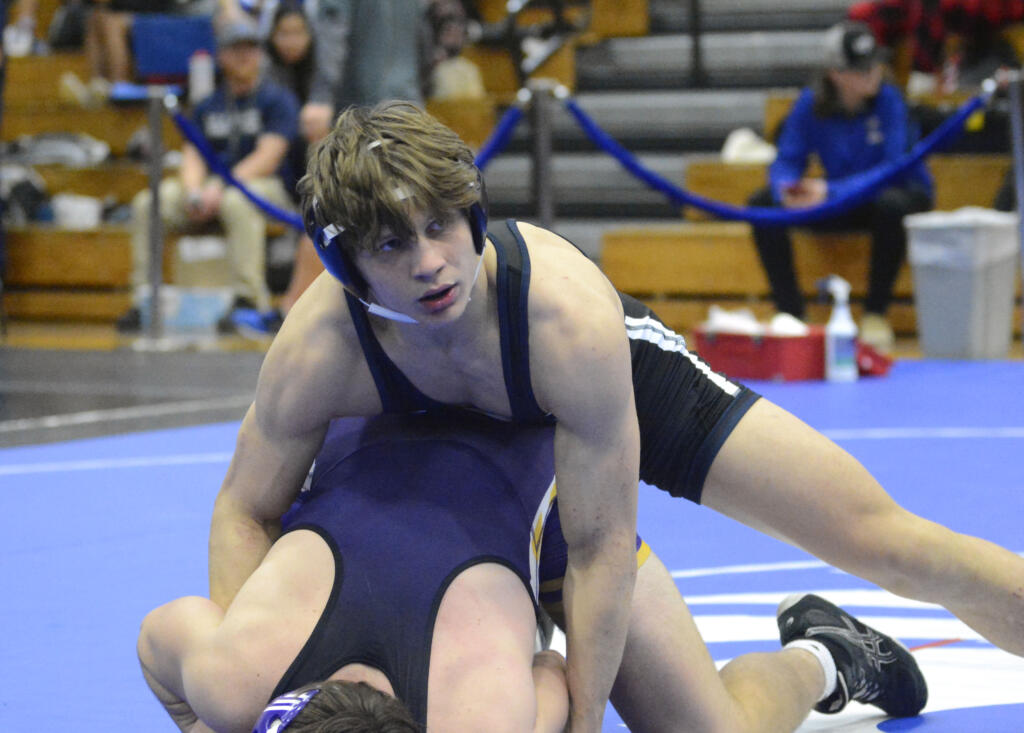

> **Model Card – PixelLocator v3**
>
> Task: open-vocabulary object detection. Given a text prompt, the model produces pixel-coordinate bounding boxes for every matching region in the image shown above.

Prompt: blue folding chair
[131,13,216,84]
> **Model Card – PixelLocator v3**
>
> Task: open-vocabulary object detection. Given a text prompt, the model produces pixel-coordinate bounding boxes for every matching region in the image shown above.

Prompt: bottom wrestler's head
[252,680,419,733]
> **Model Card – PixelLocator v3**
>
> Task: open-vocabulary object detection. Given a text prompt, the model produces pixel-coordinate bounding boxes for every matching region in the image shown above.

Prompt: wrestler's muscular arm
[527,225,640,732]
[138,596,227,733]
[209,285,374,608]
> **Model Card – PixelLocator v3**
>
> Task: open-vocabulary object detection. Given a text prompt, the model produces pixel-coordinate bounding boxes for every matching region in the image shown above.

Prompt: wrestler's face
[354,209,481,325]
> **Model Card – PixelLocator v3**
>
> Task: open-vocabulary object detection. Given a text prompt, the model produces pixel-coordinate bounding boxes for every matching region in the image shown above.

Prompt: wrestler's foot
[777,593,927,717]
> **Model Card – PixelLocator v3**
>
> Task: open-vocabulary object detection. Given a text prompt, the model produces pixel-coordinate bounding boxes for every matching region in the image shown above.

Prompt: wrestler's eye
[375,235,406,253]
[425,214,453,237]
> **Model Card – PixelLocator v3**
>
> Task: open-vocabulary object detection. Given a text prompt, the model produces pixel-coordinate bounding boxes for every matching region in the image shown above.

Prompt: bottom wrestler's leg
[610,553,822,733]
[701,397,1024,657]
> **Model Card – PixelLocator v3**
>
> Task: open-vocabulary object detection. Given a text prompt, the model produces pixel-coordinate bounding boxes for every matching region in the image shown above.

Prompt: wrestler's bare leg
[609,553,822,733]
[702,397,1024,656]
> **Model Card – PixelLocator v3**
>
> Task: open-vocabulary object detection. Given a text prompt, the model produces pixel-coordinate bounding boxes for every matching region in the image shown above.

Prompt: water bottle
[188,49,215,105]
[823,275,858,383]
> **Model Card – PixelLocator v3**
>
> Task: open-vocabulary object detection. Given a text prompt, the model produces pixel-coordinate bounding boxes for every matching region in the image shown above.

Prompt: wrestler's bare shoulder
[255,275,383,434]
[513,222,623,337]
[515,222,621,313]
[511,223,629,410]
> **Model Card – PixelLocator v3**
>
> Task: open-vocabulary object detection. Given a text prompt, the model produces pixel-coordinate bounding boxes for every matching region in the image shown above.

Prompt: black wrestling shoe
[777,593,927,717]
[115,306,142,333]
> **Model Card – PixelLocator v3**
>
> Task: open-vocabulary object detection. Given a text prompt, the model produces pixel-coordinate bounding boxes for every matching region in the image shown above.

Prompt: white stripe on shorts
[624,314,740,397]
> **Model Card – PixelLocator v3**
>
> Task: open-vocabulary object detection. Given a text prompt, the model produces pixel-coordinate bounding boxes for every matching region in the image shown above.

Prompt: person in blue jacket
[748,21,933,352]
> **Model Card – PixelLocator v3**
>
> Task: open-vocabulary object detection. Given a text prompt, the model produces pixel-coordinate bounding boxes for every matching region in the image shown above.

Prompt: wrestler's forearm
[562,539,636,732]
[139,662,200,733]
[208,493,279,608]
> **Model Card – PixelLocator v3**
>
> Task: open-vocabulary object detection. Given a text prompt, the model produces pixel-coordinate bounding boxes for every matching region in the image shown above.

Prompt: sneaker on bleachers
[58,72,109,109]
[115,306,143,334]
[215,297,260,335]
[859,313,895,354]
[230,307,284,338]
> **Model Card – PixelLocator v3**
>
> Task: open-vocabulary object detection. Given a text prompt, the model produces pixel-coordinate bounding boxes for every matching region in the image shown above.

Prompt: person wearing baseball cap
[217,15,262,48]
[823,20,886,72]
[747,20,933,354]
[118,13,301,336]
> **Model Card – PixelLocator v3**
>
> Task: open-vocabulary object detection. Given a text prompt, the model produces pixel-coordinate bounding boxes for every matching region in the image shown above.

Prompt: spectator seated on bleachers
[425,0,486,101]
[116,16,299,335]
[58,0,219,107]
[747,21,933,354]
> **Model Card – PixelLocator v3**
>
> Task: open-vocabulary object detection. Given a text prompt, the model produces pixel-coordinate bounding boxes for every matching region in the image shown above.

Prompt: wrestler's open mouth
[420,285,455,303]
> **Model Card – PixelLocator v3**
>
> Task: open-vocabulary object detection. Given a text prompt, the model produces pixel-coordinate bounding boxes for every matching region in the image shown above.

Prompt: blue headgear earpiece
[303,176,489,296]
[252,688,320,733]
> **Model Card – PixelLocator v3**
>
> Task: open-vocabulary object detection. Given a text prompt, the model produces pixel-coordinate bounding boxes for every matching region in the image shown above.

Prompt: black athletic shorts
[621,293,761,503]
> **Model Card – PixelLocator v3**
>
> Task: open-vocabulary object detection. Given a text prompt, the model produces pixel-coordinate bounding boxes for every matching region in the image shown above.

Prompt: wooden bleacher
[683,154,1013,218]
[600,91,1021,338]
[2,0,653,325]
[2,46,182,322]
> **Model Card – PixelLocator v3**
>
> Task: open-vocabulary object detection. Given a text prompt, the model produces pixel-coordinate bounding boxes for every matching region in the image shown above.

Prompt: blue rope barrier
[563,92,990,226]
[168,107,305,231]
[171,100,523,229]
[475,103,525,170]
[169,85,988,232]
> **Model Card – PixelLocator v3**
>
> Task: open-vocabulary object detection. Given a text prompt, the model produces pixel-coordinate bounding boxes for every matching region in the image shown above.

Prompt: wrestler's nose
[412,239,446,280]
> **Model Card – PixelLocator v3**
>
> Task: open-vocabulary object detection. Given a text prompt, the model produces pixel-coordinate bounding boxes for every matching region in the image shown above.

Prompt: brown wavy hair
[299,101,481,256]
[288,680,420,732]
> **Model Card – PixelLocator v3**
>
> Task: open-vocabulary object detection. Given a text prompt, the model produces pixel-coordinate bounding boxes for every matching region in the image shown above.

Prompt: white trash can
[905,207,1019,359]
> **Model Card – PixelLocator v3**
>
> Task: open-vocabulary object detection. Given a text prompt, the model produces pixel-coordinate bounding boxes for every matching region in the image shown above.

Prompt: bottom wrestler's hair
[289,680,420,733]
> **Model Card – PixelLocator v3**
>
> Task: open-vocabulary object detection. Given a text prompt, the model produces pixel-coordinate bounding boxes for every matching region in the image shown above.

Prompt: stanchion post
[1007,74,1024,259]
[688,0,707,88]
[144,87,166,340]
[528,79,557,229]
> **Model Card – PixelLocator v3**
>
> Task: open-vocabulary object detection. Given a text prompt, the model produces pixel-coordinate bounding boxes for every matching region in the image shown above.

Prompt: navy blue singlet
[270,412,556,726]
[347,217,760,503]
[345,220,553,424]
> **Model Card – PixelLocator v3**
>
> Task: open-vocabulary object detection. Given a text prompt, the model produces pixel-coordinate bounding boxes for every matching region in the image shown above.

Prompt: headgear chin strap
[360,246,485,325]
[252,688,320,733]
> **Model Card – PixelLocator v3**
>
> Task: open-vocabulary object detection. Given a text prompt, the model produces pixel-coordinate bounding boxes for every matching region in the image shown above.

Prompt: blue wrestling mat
[1,360,1022,730]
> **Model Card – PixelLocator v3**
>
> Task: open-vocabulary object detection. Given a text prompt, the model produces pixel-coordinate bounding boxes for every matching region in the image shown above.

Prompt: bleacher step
[600,222,1022,337]
[601,222,912,298]
[36,162,153,204]
[683,154,1013,217]
[650,0,848,33]
[4,104,182,156]
[576,30,825,91]
[4,53,90,107]
[6,225,132,287]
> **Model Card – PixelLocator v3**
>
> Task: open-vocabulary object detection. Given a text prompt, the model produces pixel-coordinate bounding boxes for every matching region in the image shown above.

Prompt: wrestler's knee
[840,505,953,600]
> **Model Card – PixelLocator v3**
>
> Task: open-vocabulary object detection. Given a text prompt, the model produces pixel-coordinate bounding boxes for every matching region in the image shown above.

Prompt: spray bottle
[822,275,858,382]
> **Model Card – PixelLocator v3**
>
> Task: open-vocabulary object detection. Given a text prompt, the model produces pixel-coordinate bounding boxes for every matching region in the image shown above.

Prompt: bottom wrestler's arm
[532,650,570,733]
[137,597,225,733]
